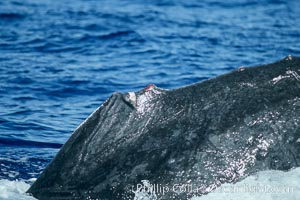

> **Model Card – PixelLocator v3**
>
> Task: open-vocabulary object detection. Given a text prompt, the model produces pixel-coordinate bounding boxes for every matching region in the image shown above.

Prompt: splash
[0,179,36,200]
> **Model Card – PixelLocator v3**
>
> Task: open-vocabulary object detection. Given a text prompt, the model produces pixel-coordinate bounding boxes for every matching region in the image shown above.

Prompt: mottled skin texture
[28,56,300,200]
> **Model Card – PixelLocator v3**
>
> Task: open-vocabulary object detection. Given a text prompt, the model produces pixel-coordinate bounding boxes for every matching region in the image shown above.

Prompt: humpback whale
[28,56,300,200]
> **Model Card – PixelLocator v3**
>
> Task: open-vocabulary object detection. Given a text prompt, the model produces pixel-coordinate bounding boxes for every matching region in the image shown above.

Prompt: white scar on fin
[128,92,137,107]
[272,70,300,84]
[123,92,137,108]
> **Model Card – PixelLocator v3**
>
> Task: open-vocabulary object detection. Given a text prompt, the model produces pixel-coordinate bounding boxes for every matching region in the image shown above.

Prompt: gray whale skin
[28,56,300,200]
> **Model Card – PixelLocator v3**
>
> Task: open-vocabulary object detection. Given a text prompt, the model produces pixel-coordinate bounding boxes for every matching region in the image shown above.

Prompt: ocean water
[0,0,300,199]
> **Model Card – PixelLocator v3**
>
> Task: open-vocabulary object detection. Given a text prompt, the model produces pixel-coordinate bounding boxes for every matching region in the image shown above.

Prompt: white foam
[0,180,36,200]
[192,167,300,200]
[132,167,300,200]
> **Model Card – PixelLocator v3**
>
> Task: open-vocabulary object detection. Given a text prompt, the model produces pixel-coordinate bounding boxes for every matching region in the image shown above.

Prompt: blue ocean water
[0,0,300,185]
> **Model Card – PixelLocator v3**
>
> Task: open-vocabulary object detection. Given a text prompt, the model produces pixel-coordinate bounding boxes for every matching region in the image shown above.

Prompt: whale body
[28,56,300,200]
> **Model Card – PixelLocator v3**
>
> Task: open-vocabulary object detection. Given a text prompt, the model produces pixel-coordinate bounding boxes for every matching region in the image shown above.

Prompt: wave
[78,30,145,43]
[0,13,25,21]
[0,138,62,149]
[98,30,137,40]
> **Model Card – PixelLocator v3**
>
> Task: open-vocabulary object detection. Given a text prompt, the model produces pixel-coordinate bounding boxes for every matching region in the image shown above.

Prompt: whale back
[28,57,300,200]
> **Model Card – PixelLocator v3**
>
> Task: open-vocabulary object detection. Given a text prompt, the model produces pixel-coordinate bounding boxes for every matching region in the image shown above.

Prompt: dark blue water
[0,0,300,182]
